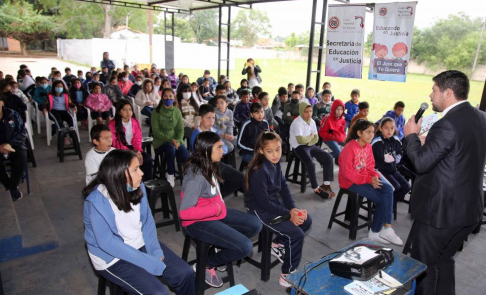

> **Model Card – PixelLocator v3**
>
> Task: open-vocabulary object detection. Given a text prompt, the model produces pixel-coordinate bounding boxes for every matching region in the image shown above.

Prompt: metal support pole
[472,18,486,74]
[306,0,318,88]
[227,6,231,78]
[148,9,153,64]
[218,5,223,79]
[315,0,328,91]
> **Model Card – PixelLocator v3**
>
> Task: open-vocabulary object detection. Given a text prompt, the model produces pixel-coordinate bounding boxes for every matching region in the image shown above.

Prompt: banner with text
[369,2,417,82]
[325,4,366,79]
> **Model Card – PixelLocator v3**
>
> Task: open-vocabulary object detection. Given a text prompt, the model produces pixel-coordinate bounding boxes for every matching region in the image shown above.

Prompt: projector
[329,245,394,281]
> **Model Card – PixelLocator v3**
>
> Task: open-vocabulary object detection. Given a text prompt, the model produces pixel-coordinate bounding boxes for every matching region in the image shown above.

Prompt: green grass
[179,58,484,121]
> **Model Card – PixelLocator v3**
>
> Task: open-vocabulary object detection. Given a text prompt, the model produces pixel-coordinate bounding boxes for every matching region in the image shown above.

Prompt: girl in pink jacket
[86,83,112,125]
[109,99,152,181]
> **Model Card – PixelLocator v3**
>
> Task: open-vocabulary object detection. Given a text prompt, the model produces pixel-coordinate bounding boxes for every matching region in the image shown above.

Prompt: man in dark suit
[403,70,486,295]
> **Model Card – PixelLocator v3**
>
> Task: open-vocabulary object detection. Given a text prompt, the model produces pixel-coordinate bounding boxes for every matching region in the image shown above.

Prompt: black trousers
[49,109,73,128]
[0,150,27,190]
[411,220,476,295]
[251,209,312,274]
[219,162,244,197]
[381,171,411,202]
[294,144,334,189]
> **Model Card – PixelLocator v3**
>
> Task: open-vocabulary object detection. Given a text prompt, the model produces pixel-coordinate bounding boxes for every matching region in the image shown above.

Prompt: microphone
[415,103,429,123]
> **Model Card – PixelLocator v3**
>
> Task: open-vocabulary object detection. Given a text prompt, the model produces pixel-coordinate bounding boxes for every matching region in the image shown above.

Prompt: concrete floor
[1,123,486,295]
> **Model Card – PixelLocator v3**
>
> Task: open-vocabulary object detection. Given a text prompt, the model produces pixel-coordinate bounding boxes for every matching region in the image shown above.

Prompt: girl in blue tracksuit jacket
[83,150,195,295]
[244,131,312,288]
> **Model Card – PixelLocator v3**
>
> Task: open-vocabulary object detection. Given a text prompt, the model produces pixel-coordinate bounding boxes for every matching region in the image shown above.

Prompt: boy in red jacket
[319,99,346,164]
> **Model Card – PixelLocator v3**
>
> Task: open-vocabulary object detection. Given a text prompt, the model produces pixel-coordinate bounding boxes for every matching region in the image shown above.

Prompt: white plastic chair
[24,110,34,150]
[86,106,116,141]
[128,97,144,124]
[32,101,44,135]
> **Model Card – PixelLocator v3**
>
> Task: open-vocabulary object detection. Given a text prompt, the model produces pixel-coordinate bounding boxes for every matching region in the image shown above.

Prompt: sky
[231,0,486,38]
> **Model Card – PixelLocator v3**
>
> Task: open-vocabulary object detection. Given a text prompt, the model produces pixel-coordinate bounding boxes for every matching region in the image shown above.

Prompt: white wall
[57,37,235,70]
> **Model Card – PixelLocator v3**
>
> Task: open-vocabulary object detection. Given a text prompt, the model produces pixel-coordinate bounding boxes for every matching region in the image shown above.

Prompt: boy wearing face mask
[128,76,143,98]
[282,91,301,126]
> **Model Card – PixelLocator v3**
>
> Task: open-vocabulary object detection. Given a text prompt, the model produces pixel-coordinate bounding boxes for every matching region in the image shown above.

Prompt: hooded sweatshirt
[318,99,346,143]
[289,102,319,150]
[305,86,318,106]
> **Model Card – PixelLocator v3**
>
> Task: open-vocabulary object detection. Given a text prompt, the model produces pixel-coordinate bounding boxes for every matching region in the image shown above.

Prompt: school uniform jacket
[245,157,296,221]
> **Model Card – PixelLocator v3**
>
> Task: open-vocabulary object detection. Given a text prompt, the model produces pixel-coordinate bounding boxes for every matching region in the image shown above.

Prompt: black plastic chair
[181,233,235,295]
[328,188,372,240]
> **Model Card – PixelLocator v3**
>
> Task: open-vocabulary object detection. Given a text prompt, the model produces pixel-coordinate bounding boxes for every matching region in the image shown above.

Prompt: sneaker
[216,265,227,272]
[320,184,336,198]
[368,229,390,244]
[64,137,71,146]
[379,227,404,246]
[165,173,175,187]
[193,264,223,288]
[271,243,285,263]
[314,187,330,199]
[9,187,23,202]
[279,273,292,288]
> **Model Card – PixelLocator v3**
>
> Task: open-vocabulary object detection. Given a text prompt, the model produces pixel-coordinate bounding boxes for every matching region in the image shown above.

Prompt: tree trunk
[103,4,113,39]
[20,41,27,56]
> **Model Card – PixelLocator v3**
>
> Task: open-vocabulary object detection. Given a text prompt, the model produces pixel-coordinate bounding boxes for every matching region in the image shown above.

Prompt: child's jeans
[155,143,189,175]
[185,208,261,268]
[324,140,343,159]
[348,177,394,233]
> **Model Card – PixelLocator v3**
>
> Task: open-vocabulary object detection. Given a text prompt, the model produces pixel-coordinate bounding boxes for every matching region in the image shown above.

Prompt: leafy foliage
[411,13,486,72]
[232,9,271,47]
[37,0,150,39]
[154,14,195,42]
[0,0,54,55]
[187,9,218,44]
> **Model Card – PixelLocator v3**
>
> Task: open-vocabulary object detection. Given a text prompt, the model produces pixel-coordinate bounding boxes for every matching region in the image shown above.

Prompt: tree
[154,14,195,42]
[0,0,54,55]
[284,32,297,48]
[232,9,271,47]
[411,13,486,72]
[38,0,150,39]
[188,10,218,44]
